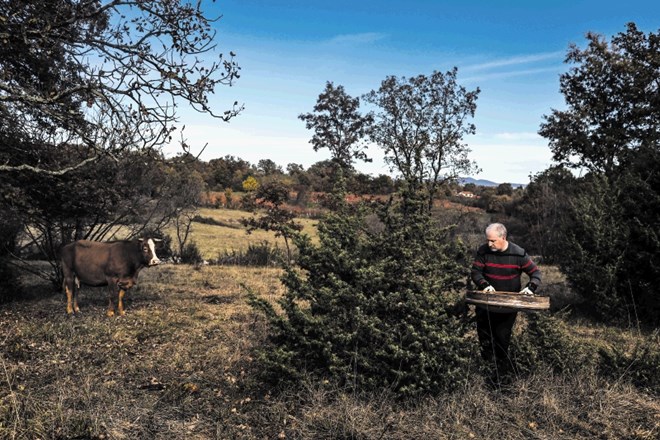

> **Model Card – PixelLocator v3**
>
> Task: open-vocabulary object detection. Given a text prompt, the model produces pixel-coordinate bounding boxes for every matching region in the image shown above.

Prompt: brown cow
[60,238,162,316]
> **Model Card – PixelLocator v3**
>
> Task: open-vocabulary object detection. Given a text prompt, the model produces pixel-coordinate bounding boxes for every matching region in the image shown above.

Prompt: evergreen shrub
[180,241,204,265]
[511,312,595,376]
[251,195,477,397]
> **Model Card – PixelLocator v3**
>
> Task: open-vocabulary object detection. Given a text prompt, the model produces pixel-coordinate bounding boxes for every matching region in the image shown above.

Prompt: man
[471,223,541,374]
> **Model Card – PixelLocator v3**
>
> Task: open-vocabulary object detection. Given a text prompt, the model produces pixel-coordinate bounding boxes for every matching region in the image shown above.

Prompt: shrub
[149,230,174,262]
[217,241,286,267]
[597,330,660,393]
[179,241,204,265]
[555,175,628,321]
[0,212,22,303]
[0,257,22,303]
[539,152,660,325]
[251,196,477,398]
[511,312,595,376]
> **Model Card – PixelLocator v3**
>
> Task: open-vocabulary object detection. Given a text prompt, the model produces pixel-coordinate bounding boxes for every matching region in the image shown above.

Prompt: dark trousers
[475,308,518,371]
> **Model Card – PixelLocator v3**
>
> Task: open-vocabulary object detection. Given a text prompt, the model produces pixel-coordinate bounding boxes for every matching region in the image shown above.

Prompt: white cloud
[464,51,564,72]
[327,32,387,45]
[458,50,564,83]
[468,139,553,184]
[462,66,561,83]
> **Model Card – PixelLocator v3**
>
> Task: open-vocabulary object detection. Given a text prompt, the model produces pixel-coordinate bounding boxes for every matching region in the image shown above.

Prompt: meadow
[177,208,319,261]
[1,208,658,439]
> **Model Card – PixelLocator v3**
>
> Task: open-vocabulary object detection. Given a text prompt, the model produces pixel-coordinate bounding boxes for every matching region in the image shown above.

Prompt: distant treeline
[179,155,398,195]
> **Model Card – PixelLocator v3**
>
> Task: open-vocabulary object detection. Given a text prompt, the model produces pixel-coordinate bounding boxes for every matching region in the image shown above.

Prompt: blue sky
[171,0,660,184]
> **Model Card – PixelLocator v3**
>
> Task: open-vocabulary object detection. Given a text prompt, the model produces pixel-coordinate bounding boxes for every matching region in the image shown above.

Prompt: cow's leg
[106,283,117,317]
[116,278,135,316]
[64,279,74,314]
[117,288,127,316]
[62,268,76,315]
[72,276,81,313]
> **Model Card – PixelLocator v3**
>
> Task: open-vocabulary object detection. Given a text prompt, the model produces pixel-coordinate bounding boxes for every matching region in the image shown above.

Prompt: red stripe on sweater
[485,273,519,280]
[485,262,519,269]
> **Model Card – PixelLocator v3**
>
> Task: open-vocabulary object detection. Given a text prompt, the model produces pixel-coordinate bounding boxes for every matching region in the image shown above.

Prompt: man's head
[485,223,508,252]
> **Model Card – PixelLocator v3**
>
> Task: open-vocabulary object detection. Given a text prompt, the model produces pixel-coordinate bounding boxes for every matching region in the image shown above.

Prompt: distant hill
[460,177,526,188]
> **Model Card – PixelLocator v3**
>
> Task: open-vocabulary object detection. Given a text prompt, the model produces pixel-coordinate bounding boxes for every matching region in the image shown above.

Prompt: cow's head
[139,238,162,266]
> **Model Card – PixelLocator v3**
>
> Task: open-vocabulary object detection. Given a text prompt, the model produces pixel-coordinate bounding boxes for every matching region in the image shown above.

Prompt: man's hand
[520,287,534,295]
[483,285,496,293]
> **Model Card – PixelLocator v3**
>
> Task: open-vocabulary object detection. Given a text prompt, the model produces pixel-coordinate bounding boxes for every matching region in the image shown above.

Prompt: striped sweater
[471,242,541,292]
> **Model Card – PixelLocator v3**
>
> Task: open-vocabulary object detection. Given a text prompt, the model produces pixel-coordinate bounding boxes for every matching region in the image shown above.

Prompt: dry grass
[1,264,283,439]
[1,262,659,439]
[167,208,319,260]
[276,374,659,439]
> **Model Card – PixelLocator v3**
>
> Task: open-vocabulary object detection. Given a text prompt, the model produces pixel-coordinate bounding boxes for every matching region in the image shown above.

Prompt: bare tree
[166,167,205,261]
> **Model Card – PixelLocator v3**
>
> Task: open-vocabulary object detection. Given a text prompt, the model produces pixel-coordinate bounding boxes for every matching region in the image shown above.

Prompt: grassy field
[169,208,319,260]
[1,209,659,439]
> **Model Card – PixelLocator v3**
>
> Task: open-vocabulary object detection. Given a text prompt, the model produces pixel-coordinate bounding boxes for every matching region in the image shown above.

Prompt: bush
[179,241,204,265]
[251,196,477,398]
[0,212,22,303]
[511,312,595,376]
[511,313,660,394]
[217,241,286,267]
[533,151,660,325]
[597,330,660,394]
[143,229,173,262]
[0,257,22,303]
[555,175,629,321]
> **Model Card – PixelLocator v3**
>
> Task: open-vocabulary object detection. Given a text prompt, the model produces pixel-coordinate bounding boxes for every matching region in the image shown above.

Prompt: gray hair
[485,223,507,239]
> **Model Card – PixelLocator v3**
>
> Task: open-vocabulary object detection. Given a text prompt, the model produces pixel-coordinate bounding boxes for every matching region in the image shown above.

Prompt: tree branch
[0,155,100,175]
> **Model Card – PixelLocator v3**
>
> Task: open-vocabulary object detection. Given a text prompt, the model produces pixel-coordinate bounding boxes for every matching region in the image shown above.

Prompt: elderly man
[471,223,541,375]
